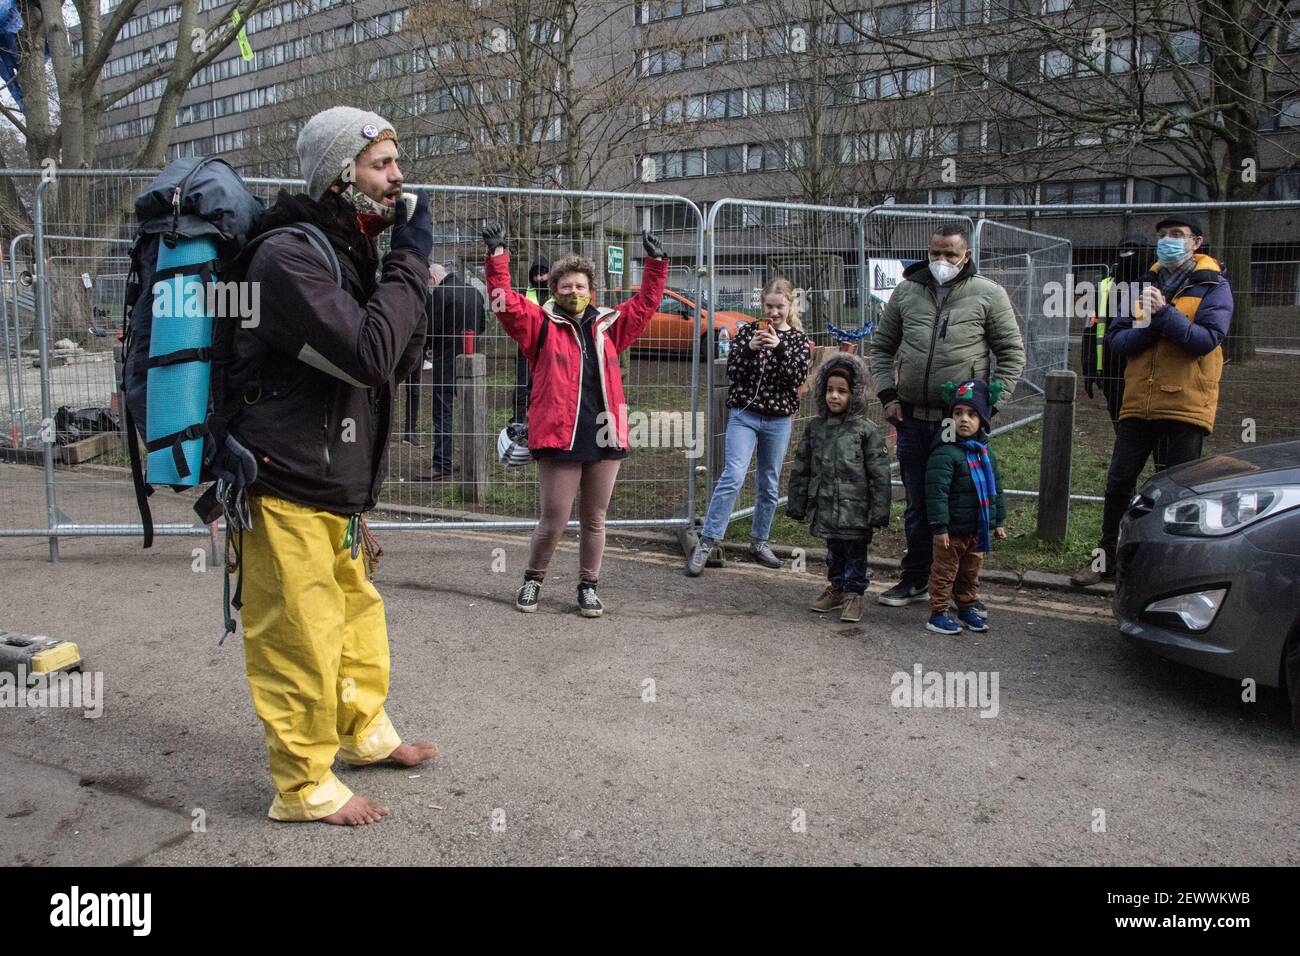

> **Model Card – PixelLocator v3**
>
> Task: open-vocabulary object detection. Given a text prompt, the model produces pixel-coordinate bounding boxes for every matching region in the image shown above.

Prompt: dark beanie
[529,255,551,284]
[943,379,1002,432]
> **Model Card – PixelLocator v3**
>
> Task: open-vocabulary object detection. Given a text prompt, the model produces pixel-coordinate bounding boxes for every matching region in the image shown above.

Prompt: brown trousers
[928,533,985,614]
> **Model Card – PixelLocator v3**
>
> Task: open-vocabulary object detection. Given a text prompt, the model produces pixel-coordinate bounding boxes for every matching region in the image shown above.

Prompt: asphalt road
[1,527,1296,866]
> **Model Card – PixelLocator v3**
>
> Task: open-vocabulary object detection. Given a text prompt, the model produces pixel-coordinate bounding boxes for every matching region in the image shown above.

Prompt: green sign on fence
[607,245,624,276]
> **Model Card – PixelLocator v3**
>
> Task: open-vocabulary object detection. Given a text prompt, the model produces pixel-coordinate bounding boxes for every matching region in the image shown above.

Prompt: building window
[708,144,745,174]
[933,187,982,206]
[1132,175,1208,204]
[936,0,984,28]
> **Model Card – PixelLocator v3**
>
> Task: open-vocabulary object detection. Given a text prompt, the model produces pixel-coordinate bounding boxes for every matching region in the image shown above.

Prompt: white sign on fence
[868,259,906,304]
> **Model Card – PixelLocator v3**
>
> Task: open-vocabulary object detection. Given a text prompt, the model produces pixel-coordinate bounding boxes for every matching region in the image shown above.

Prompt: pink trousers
[528,458,622,581]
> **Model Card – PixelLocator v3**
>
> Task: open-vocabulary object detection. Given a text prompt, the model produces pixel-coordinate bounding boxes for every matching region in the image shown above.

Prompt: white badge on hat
[361,123,379,139]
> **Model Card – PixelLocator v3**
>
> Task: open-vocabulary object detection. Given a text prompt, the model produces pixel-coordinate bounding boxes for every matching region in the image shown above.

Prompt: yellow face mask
[554,291,591,316]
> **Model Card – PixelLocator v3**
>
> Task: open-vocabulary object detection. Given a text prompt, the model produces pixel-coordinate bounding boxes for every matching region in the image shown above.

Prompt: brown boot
[810,585,847,613]
[1070,564,1114,587]
[839,593,864,623]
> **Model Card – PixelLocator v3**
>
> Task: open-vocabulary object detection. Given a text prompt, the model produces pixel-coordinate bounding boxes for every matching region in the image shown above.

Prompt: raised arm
[606,232,670,353]
[247,236,428,388]
[482,222,547,362]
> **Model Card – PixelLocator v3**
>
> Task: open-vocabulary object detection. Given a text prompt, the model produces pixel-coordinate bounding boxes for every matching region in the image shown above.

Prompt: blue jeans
[895,414,945,585]
[702,408,793,543]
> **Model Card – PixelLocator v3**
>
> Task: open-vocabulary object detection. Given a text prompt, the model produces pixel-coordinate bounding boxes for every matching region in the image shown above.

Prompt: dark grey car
[1114,440,1300,728]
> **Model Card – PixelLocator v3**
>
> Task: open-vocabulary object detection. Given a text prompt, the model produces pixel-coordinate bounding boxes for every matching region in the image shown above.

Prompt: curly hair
[548,253,598,296]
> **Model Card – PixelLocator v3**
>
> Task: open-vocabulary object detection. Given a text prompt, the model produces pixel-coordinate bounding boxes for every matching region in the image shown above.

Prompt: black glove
[642,230,665,259]
[390,191,432,261]
[211,433,257,490]
[195,433,258,526]
[483,221,507,256]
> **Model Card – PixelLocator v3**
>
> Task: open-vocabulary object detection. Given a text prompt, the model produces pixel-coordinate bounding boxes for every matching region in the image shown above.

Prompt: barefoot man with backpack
[229,107,438,824]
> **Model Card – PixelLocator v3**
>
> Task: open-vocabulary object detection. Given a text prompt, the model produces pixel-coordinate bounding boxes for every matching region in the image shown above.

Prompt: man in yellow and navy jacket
[1073,215,1233,586]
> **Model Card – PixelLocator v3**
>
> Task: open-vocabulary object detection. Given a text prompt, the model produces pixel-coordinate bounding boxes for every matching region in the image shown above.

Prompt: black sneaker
[516,577,542,613]
[577,581,604,618]
[877,580,929,607]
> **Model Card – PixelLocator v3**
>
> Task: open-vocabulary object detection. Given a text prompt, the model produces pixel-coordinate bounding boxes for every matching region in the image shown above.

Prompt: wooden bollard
[1036,369,1077,543]
[455,351,490,506]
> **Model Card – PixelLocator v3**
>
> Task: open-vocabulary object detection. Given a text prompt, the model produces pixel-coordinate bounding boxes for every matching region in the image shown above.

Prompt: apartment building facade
[83,0,1300,277]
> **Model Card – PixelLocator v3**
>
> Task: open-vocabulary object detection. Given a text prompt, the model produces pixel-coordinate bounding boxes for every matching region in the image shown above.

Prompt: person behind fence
[1071,214,1233,587]
[785,353,890,623]
[511,255,551,427]
[924,380,1008,635]
[228,106,438,825]
[1082,234,1150,430]
[685,277,813,577]
[418,261,486,483]
[483,222,668,618]
[868,223,1025,610]
[400,263,441,447]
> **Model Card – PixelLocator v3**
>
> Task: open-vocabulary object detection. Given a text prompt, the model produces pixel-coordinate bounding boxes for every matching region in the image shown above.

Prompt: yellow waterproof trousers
[239,495,402,821]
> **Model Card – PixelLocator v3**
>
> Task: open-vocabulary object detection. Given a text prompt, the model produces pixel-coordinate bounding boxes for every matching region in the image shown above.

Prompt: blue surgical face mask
[1156,236,1190,267]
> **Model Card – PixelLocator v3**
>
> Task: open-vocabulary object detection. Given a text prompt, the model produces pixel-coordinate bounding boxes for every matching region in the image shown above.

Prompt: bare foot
[387,741,439,767]
[319,795,390,826]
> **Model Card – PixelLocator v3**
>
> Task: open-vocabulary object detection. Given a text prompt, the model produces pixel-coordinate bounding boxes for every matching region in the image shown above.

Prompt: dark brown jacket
[229,192,427,514]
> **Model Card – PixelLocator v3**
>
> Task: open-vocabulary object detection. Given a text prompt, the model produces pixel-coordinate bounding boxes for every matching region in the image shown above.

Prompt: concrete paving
[1,526,1296,866]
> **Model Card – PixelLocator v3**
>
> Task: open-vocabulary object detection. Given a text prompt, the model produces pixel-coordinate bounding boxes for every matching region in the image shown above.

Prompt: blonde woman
[686,277,811,576]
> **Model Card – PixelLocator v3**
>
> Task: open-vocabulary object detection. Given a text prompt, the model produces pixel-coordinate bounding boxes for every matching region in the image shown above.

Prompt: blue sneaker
[926,612,961,635]
[957,606,989,632]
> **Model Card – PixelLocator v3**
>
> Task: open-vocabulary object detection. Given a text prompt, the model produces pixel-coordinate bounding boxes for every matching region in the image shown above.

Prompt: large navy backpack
[122,157,342,546]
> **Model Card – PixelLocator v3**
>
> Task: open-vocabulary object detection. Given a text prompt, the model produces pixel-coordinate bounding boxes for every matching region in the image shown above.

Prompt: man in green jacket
[868,224,1026,608]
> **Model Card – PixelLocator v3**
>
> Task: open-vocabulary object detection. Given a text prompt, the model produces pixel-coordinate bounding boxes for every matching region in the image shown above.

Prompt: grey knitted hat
[296,106,397,201]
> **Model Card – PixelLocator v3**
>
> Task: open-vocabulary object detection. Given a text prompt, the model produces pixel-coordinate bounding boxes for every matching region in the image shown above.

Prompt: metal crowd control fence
[701,198,1069,536]
[7,175,1300,558]
[0,169,706,559]
[971,219,1072,428]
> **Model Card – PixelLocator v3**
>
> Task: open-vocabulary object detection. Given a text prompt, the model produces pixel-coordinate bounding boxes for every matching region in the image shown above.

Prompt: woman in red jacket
[483,222,668,618]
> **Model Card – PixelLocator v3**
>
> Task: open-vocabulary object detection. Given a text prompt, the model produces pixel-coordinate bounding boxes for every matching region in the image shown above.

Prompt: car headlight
[1162,486,1300,537]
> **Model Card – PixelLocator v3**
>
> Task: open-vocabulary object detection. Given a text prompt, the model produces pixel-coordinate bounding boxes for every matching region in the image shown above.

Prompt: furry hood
[813,352,870,418]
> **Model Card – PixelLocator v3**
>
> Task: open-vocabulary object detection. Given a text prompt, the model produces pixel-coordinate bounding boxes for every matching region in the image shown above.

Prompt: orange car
[623,287,752,358]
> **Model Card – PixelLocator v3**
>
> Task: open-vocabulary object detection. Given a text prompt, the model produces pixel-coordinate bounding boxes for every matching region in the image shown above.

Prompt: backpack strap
[122,233,157,547]
[243,222,342,288]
